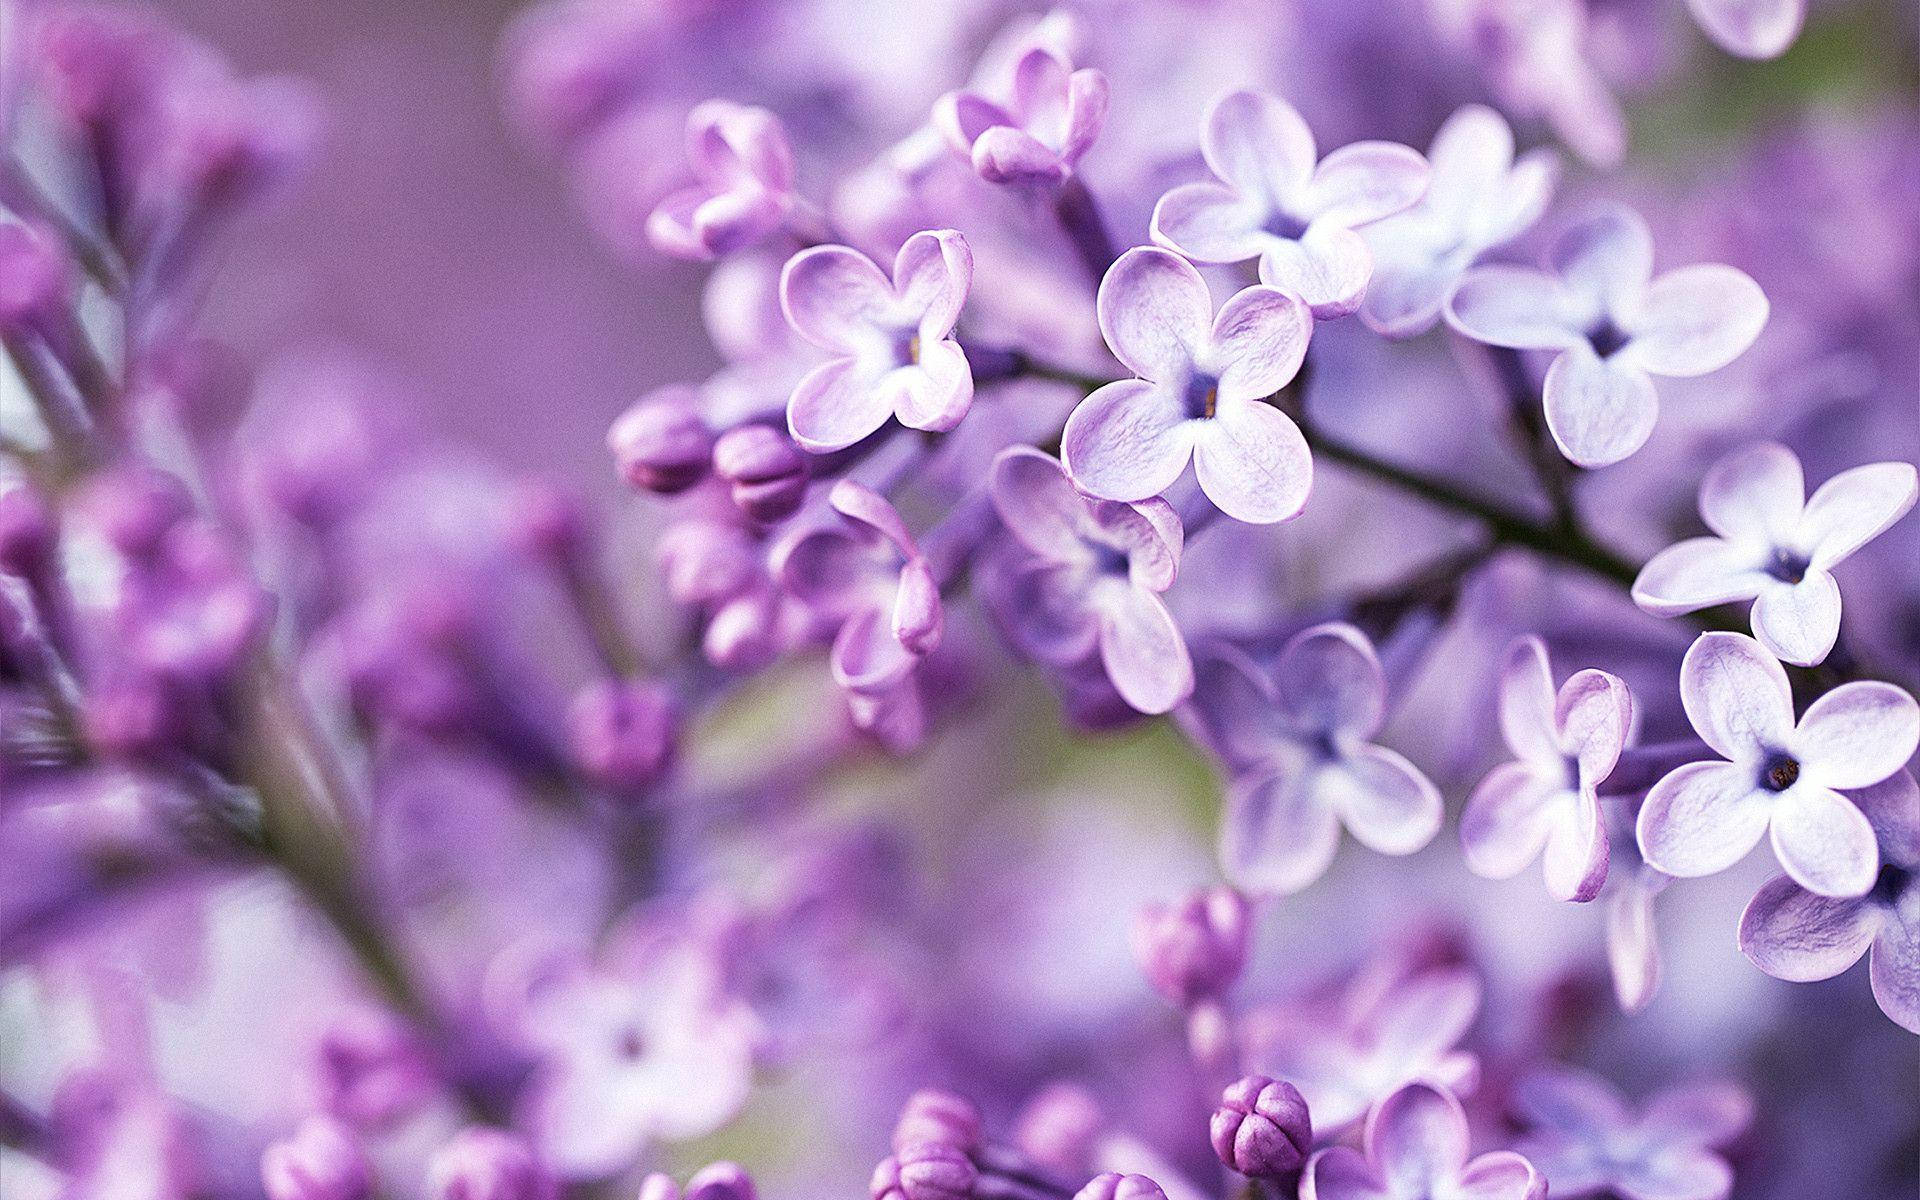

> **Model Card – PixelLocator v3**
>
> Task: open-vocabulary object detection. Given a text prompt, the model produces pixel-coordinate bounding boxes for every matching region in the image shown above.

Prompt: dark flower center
[1871,863,1911,906]
[1761,754,1800,792]
[1184,372,1220,419]
[1262,209,1309,240]
[1766,548,1811,584]
[1090,541,1131,577]
[615,1027,647,1060]
[1586,317,1630,359]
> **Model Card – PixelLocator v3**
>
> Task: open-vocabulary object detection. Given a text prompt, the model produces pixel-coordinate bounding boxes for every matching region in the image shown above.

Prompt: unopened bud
[425,1127,556,1200]
[610,388,713,494]
[895,1143,975,1200]
[712,424,808,522]
[1129,886,1250,1006]
[685,1163,756,1200]
[565,679,677,792]
[260,1116,372,1200]
[1073,1174,1164,1200]
[1209,1075,1311,1179]
[893,1089,982,1155]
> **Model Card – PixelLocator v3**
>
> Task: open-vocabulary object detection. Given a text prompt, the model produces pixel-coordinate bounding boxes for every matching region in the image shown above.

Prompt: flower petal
[990,447,1097,562]
[894,229,973,337]
[1358,246,1459,339]
[1326,744,1443,856]
[1510,1067,1631,1138]
[1795,680,1920,790]
[1678,632,1794,761]
[972,125,1065,183]
[1685,0,1806,59]
[1182,644,1284,770]
[1452,1152,1544,1200]
[1366,1082,1469,1195]
[1749,573,1840,667]
[1444,266,1585,351]
[829,478,919,555]
[1460,762,1558,880]
[1061,379,1196,503]
[1302,141,1430,228]
[1300,1146,1389,1200]
[1541,343,1659,468]
[781,244,893,353]
[1614,1147,1734,1200]
[787,358,894,452]
[1632,538,1768,617]
[1202,89,1316,208]
[1868,913,1920,1034]
[1221,762,1343,895]
[1257,222,1373,318]
[891,339,974,433]
[1698,441,1804,544]
[892,558,943,657]
[1280,622,1386,737]
[1190,400,1312,524]
[1422,105,1516,219]
[831,604,917,694]
[1542,785,1609,902]
[1640,1082,1755,1149]
[1474,149,1559,249]
[1097,246,1211,381]
[1096,587,1194,715]
[1210,285,1311,400]
[1150,181,1270,264]
[1637,761,1771,878]
[1549,205,1653,316]
[1607,869,1665,1012]
[1623,264,1767,378]
[1851,769,1920,866]
[1801,461,1919,571]
[1769,784,1877,898]
[1497,636,1561,766]
[1738,873,1878,981]
[1560,668,1633,784]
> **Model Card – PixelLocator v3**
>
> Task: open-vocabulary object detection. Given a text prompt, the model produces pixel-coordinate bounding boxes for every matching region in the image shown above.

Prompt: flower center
[1761,754,1800,792]
[897,330,923,366]
[1262,209,1309,240]
[614,1026,647,1060]
[1089,541,1130,577]
[1765,548,1810,584]
[1586,317,1630,359]
[1184,372,1220,419]
[1871,863,1911,906]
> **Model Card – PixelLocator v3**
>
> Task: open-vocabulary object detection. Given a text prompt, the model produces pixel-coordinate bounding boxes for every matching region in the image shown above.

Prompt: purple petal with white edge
[1150,181,1271,264]
[1221,764,1343,895]
[1097,246,1212,381]
[1738,873,1879,981]
[1281,622,1387,736]
[1452,1152,1544,1200]
[1303,141,1431,229]
[1749,573,1840,667]
[1614,1148,1733,1200]
[1256,222,1373,319]
[1801,461,1919,571]
[1632,538,1768,616]
[894,229,973,337]
[1639,1082,1754,1148]
[1560,668,1633,784]
[1190,400,1312,525]
[1510,1067,1632,1137]
[1698,441,1804,543]
[891,340,974,433]
[1686,0,1805,59]
[990,447,1098,563]
[1541,344,1659,468]
[1498,636,1561,766]
[1096,587,1194,715]
[1061,379,1195,503]
[788,358,893,452]
[972,126,1066,183]
[1367,1082,1469,1195]
[1060,68,1109,162]
[892,558,943,657]
[1608,870,1664,1012]
[1549,205,1654,315]
[1637,761,1771,878]
[781,244,893,352]
[1210,285,1311,400]
[1202,89,1317,209]
[1624,265,1768,378]
[829,479,920,556]
[831,605,918,694]
[1795,680,1920,789]
[1868,914,1920,1033]
[1300,1146,1389,1200]
[1326,744,1443,856]
[1542,784,1609,902]
[687,100,792,191]
[1851,770,1920,865]
[1444,266,1585,350]
[1678,632,1794,760]
[1422,105,1515,220]
[1460,762,1558,880]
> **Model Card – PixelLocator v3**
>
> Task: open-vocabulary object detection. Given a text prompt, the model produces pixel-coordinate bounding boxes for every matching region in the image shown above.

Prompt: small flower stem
[1052,175,1118,285]
[1489,346,1580,535]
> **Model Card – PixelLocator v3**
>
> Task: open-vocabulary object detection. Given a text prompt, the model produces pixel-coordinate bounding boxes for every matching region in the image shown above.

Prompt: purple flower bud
[703,592,784,671]
[260,1116,372,1200]
[639,1174,683,1200]
[316,1009,434,1130]
[609,387,714,494]
[1129,887,1251,1006]
[1072,1174,1164,1200]
[895,1142,976,1200]
[79,468,193,560]
[892,1089,982,1154]
[425,1128,556,1200]
[712,424,808,522]
[1012,1083,1101,1176]
[1209,1076,1311,1178]
[684,1162,756,1200]
[870,1156,906,1200]
[82,673,183,761]
[565,678,676,792]
[0,483,57,576]
[0,223,72,334]
[658,519,761,607]
[507,479,587,564]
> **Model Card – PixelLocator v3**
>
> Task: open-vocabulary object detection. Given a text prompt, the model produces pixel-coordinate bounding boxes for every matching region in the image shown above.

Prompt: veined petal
[1221,764,1342,895]
[1749,573,1840,668]
[1096,587,1194,715]
[1097,246,1211,380]
[1623,264,1767,378]
[780,244,893,352]
[1851,770,1920,867]
[1151,180,1271,264]
[1257,222,1373,318]
[1444,266,1585,351]
[787,358,893,452]
[1061,379,1196,503]
[1678,631,1793,760]
[1699,441,1803,544]
[1801,461,1919,571]
[1202,88,1316,208]
[1541,344,1659,468]
[1497,636,1561,766]
[1210,285,1311,400]
[1637,761,1771,878]
[1632,538,1768,616]
[1191,400,1312,525]
[1560,668,1633,784]
[1460,762,1559,880]
[989,447,1099,562]
[1325,744,1443,856]
[1794,680,1920,790]
[1868,914,1920,1034]
[1367,1083,1469,1195]
[891,339,974,433]
[894,229,973,337]
[1303,141,1430,229]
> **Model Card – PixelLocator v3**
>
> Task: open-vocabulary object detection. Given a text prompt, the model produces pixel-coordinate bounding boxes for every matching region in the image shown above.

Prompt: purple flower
[1738,770,1920,1033]
[1194,627,1442,896]
[988,447,1192,713]
[933,46,1108,184]
[1511,1067,1753,1200]
[1359,105,1558,338]
[647,101,796,260]
[426,1127,558,1200]
[261,1117,373,1200]
[1210,1075,1312,1179]
[1687,0,1805,59]
[1460,637,1632,902]
[1150,89,1429,318]
[1632,442,1918,666]
[1444,205,1769,467]
[1061,247,1312,525]
[1636,632,1920,898]
[780,229,974,452]
[1130,885,1251,1006]
[1300,1081,1543,1200]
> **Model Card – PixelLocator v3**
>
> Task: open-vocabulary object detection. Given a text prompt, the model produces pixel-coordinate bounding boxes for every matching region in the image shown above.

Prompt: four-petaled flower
[1739,769,1920,1033]
[1633,441,1917,667]
[1444,205,1768,468]
[1359,105,1559,338]
[648,101,798,261]
[988,447,1192,714]
[1062,247,1312,525]
[1189,625,1442,896]
[1511,1066,1752,1200]
[1461,636,1632,902]
[933,46,1108,184]
[1301,1081,1543,1200]
[781,229,975,453]
[1636,632,1920,898]
[1151,89,1430,318]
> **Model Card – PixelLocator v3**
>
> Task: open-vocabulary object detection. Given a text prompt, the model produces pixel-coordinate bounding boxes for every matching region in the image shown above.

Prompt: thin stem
[1489,346,1580,535]
[1052,175,1117,286]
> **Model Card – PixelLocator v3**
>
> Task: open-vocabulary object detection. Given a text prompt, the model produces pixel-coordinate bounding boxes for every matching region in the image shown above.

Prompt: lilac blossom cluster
[2,3,1917,1200]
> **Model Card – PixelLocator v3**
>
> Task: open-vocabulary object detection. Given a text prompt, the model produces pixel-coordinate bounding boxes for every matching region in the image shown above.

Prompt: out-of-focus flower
[1445,205,1768,467]
[1359,105,1557,338]
[1062,247,1312,524]
[1461,636,1632,902]
[609,386,716,495]
[1074,1173,1167,1200]
[1637,632,1920,898]
[933,46,1108,185]
[1427,0,1627,168]
[260,1116,372,1200]
[1210,1075,1311,1178]
[647,101,797,261]
[1606,863,1671,1014]
[314,1008,435,1130]
[1739,770,1920,1033]
[1511,1067,1752,1200]
[425,1127,558,1200]
[1300,1081,1542,1200]
[780,230,974,453]
[892,1089,982,1153]
[1633,442,1917,666]
[1130,885,1250,1006]
[711,424,809,523]
[564,679,677,793]
[1151,89,1429,318]
[1686,0,1805,60]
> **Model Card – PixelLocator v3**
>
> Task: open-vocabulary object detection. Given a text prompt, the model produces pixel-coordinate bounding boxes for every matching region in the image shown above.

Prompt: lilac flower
[425,1128,557,1200]
[933,46,1108,184]
[1460,636,1632,902]
[1192,627,1442,896]
[1687,0,1805,60]
[1210,1075,1311,1179]
[647,101,796,261]
[1633,442,1918,667]
[1636,632,1920,898]
[780,229,974,453]
[988,447,1192,713]
[1300,1081,1543,1200]
[1130,885,1250,1007]
[1150,89,1429,318]
[1359,105,1558,338]
[261,1117,372,1200]
[1511,1067,1753,1200]
[1445,206,1769,467]
[1739,770,1920,1033]
[1061,247,1312,524]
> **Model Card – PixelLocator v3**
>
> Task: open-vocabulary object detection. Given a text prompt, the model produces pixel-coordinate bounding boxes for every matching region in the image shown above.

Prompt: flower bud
[1208,1076,1310,1179]
[870,1156,906,1200]
[1129,887,1250,1006]
[657,519,759,606]
[609,387,713,494]
[703,592,783,671]
[684,1163,756,1200]
[0,223,72,334]
[895,1142,976,1200]
[79,468,194,560]
[1073,1174,1164,1200]
[639,1174,683,1200]
[565,679,677,792]
[1012,1083,1100,1176]
[712,424,808,523]
[893,1089,982,1155]
[260,1116,372,1200]
[0,483,57,576]
[426,1128,556,1200]
[316,1009,434,1130]
[507,479,586,564]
